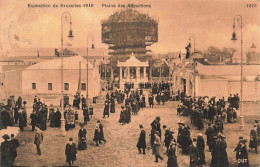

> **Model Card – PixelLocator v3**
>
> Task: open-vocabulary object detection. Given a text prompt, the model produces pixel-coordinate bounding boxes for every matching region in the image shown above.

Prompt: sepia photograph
[0,0,260,166]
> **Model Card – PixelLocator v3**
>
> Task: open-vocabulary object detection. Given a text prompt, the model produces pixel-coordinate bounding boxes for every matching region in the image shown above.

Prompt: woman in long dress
[78,123,87,150]
[167,140,178,167]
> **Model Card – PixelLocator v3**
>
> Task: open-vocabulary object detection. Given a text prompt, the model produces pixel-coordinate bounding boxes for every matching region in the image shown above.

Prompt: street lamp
[231,15,244,130]
[86,34,93,99]
[60,12,74,136]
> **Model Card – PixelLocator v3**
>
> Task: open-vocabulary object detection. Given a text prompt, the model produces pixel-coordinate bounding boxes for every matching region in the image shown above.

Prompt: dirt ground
[12,95,260,167]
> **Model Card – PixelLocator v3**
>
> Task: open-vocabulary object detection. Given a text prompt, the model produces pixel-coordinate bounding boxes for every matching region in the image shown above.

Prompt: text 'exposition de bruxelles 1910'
[27,3,151,8]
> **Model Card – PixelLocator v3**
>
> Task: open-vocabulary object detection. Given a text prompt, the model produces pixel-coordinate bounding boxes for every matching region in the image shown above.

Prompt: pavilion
[117,53,149,89]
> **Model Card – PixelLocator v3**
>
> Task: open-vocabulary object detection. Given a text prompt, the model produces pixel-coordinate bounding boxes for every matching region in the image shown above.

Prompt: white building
[173,52,260,101]
[3,55,101,98]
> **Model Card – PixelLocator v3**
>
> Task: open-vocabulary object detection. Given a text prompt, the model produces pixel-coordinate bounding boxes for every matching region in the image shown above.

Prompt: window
[32,83,36,90]
[81,83,86,91]
[64,83,69,90]
[48,83,52,90]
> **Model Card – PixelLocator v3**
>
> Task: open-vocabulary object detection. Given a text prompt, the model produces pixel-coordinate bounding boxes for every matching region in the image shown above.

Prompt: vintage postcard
[0,0,259,166]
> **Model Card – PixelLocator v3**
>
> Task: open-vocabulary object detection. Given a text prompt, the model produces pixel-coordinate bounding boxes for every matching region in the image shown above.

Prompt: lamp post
[231,15,244,130]
[86,35,93,99]
[60,12,73,136]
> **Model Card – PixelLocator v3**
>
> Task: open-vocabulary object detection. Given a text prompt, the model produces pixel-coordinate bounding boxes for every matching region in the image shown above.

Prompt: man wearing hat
[249,125,258,154]
[10,134,19,165]
[136,125,146,154]
[234,137,249,167]
[83,105,90,124]
[1,134,11,167]
[151,117,161,139]
[34,127,43,155]
[197,133,205,165]
[164,126,175,153]
[65,138,77,166]
[189,138,199,167]
[205,123,215,152]
[218,134,229,166]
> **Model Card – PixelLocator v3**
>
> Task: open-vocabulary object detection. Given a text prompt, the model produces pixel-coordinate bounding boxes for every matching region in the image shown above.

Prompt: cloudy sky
[0,0,259,54]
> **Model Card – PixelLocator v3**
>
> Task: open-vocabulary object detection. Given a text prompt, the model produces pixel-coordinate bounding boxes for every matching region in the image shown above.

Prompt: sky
[0,0,259,54]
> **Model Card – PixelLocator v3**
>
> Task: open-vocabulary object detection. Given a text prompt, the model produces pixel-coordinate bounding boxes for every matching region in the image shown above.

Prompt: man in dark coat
[1,134,12,167]
[30,111,38,131]
[81,95,86,109]
[149,94,154,108]
[98,121,106,144]
[249,125,258,153]
[10,134,19,165]
[136,125,146,154]
[18,111,25,131]
[151,117,161,138]
[83,106,90,123]
[103,101,109,118]
[141,94,146,108]
[205,123,215,152]
[17,96,22,108]
[89,105,94,118]
[218,134,229,167]
[189,138,199,167]
[181,125,192,155]
[65,138,77,166]
[197,133,206,165]
[54,108,61,127]
[234,138,249,167]
[1,107,8,129]
[164,126,175,153]
[39,114,47,131]
[49,110,55,127]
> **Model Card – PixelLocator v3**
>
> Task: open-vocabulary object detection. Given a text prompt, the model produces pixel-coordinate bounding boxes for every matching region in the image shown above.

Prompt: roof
[7,48,108,58]
[117,53,149,67]
[251,43,256,49]
[196,62,260,76]
[25,55,94,70]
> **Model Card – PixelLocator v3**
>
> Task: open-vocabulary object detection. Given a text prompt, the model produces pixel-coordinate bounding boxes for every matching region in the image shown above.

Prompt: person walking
[30,111,38,132]
[153,131,163,163]
[10,134,19,165]
[34,127,43,155]
[189,138,199,167]
[78,123,87,150]
[249,125,258,154]
[1,134,12,167]
[65,138,77,167]
[83,106,90,124]
[197,133,206,166]
[167,139,178,167]
[136,125,146,155]
[234,138,249,167]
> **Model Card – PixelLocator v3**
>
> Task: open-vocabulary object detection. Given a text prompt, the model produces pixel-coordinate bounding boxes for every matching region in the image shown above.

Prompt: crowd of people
[1,87,260,167]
